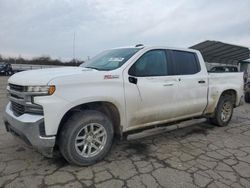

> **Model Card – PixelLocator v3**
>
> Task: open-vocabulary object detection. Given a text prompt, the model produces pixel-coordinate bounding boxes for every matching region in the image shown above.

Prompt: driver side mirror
[128,76,137,84]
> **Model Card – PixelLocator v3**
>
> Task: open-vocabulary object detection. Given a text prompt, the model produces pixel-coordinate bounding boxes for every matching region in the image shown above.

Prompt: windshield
[80,48,141,71]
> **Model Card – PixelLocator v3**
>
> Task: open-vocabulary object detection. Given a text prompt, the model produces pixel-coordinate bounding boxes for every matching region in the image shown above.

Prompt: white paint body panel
[6,46,244,136]
[205,72,244,113]
[8,67,88,85]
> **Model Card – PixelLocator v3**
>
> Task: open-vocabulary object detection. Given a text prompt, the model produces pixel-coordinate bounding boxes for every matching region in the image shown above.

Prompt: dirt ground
[1,76,250,188]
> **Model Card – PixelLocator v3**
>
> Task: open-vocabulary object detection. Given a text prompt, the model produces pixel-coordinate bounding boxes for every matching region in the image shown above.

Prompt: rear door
[168,50,208,117]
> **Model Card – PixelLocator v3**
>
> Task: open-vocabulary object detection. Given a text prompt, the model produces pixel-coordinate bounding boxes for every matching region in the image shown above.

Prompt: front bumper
[4,103,56,157]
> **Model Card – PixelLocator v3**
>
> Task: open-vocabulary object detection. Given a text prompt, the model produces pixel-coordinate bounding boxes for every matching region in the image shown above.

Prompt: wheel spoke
[87,145,92,156]
[84,126,89,134]
[94,138,103,145]
[90,123,94,132]
[96,131,105,138]
[81,144,88,155]
[91,143,99,150]
[93,127,102,135]
[76,141,85,146]
[222,114,225,121]
[76,135,86,140]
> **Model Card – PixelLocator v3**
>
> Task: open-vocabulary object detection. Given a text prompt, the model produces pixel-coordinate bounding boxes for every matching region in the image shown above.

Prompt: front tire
[59,110,114,166]
[209,95,234,127]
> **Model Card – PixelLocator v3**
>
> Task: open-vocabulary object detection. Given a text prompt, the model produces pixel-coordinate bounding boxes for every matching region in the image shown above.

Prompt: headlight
[25,85,56,95]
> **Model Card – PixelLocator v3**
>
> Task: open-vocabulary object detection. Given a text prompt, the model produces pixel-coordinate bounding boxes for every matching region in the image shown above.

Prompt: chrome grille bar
[7,84,44,116]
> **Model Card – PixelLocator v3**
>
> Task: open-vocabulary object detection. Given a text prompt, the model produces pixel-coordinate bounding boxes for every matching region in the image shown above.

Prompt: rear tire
[245,92,250,103]
[209,95,234,127]
[59,110,114,166]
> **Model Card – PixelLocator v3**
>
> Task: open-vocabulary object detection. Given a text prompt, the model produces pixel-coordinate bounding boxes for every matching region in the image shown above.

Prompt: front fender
[34,96,126,136]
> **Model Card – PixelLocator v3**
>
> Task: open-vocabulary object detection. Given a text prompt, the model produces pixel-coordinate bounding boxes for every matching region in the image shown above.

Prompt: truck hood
[8,67,95,85]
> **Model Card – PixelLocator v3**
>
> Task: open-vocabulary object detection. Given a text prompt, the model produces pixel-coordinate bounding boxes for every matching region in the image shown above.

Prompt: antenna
[73,31,76,62]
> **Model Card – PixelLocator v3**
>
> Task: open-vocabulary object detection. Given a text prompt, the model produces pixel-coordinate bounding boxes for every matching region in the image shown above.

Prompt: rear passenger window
[171,51,200,75]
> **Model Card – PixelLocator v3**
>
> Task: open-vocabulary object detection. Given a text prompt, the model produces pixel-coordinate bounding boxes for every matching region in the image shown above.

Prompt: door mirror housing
[128,77,137,84]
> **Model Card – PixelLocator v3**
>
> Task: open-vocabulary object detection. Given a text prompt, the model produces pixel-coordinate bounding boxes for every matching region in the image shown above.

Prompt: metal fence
[11,64,66,71]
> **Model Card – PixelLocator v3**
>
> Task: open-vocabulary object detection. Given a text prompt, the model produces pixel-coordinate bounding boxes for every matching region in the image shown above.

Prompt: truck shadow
[50,121,216,167]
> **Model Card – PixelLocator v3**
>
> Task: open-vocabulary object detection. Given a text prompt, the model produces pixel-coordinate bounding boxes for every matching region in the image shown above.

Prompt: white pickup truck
[4,45,244,166]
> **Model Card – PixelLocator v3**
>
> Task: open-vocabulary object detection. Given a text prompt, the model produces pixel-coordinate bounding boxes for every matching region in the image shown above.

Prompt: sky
[0,0,250,61]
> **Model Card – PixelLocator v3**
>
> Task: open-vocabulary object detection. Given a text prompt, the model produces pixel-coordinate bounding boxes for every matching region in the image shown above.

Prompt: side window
[171,50,200,75]
[129,50,167,77]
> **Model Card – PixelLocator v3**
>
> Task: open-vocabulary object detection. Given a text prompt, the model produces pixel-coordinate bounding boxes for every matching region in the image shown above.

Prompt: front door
[123,49,180,128]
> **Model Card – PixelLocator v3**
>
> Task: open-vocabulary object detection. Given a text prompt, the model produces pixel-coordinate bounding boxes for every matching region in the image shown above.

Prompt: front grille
[9,84,24,92]
[10,93,23,99]
[8,84,44,116]
[11,101,25,116]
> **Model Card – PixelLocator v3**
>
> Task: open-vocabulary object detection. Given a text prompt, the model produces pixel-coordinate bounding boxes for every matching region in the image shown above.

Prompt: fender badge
[104,75,119,79]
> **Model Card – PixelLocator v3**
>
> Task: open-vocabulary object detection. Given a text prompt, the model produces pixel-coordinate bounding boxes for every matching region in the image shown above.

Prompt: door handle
[163,83,174,86]
[198,80,206,84]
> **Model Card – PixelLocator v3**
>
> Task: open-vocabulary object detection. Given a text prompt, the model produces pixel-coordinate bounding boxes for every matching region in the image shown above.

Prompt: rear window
[171,50,200,75]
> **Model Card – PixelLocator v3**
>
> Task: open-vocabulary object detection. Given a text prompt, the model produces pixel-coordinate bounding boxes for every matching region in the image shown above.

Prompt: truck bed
[205,72,244,114]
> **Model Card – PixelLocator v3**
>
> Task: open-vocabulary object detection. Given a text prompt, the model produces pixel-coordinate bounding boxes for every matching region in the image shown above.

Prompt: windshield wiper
[85,66,101,70]
[84,66,109,71]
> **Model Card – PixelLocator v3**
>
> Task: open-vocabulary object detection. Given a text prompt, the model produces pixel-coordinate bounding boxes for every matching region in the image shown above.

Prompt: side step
[123,118,207,141]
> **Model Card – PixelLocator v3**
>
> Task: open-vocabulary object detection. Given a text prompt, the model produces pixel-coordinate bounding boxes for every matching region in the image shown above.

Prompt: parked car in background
[245,78,250,103]
[209,66,238,73]
[0,62,13,76]
[4,45,244,166]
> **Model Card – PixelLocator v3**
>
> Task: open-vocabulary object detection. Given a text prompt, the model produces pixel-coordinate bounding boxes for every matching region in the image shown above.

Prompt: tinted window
[129,50,168,77]
[171,51,200,75]
[209,66,238,73]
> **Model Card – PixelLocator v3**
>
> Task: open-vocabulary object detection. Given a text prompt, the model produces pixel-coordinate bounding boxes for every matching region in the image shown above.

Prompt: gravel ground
[1,76,250,188]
